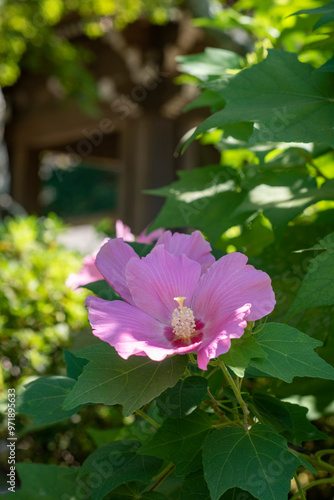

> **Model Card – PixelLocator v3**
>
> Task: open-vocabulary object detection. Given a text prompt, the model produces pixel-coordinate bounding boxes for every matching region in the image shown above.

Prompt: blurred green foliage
[0,0,179,112]
[0,214,88,392]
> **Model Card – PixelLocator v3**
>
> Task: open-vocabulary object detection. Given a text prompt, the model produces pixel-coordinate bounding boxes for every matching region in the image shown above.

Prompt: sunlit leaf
[288,231,334,316]
[184,50,334,150]
[177,47,243,81]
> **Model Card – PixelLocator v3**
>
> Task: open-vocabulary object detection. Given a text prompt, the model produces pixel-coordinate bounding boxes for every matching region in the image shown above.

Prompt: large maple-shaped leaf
[288,231,334,317]
[185,50,334,149]
[203,424,304,500]
[249,323,334,383]
[63,344,187,416]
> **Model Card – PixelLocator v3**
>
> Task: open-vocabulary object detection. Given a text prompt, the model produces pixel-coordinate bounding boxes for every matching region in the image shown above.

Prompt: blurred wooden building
[4,12,222,232]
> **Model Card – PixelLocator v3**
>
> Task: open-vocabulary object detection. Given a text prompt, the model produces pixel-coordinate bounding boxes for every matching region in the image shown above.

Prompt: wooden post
[121,114,176,233]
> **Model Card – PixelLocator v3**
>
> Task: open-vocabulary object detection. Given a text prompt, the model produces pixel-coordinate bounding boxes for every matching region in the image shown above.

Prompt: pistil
[171,296,196,343]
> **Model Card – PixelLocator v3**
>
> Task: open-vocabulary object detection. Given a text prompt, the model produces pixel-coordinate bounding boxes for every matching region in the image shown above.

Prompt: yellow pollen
[172,296,196,342]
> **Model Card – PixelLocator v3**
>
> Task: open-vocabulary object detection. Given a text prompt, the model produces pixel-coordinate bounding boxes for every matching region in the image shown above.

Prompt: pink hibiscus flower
[85,231,275,369]
[66,220,164,290]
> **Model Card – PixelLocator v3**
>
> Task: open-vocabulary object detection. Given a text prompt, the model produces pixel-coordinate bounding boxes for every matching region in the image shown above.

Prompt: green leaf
[288,231,334,317]
[247,393,292,432]
[138,409,212,476]
[83,279,121,301]
[179,469,211,500]
[148,164,243,241]
[177,47,243,81]
[17,376,81,426]
[233,171,318,236]
[180,470,258,500]
[88,427,122,447]
[127,242,154,257]
[63,343,187,416]
[105,482,169,499]
[184,50,334,150]
[64,349,88,380]
[293,1,334,30]
[203,424,302,500]
[139,493,169,499]
[79,440,163,500]
[149,166,334,240]
[249,323,334,383]
[2,463,78,500]
[248,393,327,445]
[184,89,225,113]
[217,212,274,257]
[156,376,208,418]
[317,56,334,73]
[220,489,258,500]
[280,403,328,445]
[219,330,267,377]
[102,480,144,499]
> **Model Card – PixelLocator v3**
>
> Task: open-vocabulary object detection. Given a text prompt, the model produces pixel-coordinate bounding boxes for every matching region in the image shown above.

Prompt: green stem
[296,149,329,180]
[314,449,334,460]
[217,401,240,416]
[214,420,243,429]
[314,449,334,473]
[188,353,197,364]
[205,366,219,379]
[218,359,249,433]
[293,473,307,500]
[135,409,160,429]
[149,463,175,491]
[290,477,334,500]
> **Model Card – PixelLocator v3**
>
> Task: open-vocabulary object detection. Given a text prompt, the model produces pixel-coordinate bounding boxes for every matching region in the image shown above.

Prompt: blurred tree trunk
[0,88,9,195]
[0,89,25,218]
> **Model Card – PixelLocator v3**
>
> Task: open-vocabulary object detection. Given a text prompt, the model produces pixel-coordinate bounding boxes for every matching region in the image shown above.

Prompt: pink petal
[197,304,251,369]
[156,230,215,272]
[125,245,201,324]
[66,238,110,290]
[192,252,275,329]
[115,219,135,242]
[137,227,165,244]
[86,295,179,360]
[95,239,139,304]
[66,254,103,290]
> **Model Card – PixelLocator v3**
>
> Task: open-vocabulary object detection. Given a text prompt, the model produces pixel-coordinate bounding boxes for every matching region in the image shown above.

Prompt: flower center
[171,297,196,342]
